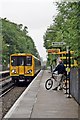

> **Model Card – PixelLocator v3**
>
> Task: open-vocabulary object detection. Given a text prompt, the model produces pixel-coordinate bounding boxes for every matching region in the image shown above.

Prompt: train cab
[10,53,41,83]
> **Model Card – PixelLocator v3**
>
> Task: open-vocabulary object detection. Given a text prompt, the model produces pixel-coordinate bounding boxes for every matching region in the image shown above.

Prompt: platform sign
[52,42,66,46]
[47,49,60,54]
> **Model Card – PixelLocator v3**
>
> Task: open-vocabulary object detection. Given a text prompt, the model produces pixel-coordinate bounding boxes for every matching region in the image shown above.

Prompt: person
[52,59,66,90]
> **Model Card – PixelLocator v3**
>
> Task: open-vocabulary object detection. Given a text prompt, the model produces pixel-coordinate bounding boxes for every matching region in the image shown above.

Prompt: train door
[18,56,25,75]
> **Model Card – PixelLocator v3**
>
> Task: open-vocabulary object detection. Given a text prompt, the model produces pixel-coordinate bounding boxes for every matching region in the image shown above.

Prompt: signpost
[52,42,66,46]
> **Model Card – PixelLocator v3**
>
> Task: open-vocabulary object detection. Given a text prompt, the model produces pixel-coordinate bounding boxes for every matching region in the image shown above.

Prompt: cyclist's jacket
[53,63,66,74]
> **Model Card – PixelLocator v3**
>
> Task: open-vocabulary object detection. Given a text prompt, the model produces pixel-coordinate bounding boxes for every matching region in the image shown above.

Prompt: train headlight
[12,69,16,73]
[26,69,32,74]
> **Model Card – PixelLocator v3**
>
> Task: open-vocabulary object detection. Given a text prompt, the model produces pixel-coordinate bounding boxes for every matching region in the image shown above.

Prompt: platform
[4,70,79,119]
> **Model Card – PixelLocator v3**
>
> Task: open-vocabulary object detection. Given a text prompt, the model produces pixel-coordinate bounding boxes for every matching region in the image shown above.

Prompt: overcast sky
[1,0,58,61]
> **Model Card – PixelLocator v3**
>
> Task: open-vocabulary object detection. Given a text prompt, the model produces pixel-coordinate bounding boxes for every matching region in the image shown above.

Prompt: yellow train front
[10,53,41,84]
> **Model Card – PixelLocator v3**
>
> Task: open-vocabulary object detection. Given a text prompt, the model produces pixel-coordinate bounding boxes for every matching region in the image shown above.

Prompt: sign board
[52,42,66,46]
[47,49,60,54]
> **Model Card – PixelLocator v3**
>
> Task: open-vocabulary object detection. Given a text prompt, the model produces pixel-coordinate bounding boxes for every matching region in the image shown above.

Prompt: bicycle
[45,72,68,90]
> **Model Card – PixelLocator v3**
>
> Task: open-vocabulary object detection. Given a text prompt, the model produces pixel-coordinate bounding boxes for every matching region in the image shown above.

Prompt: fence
[70,68,80,104]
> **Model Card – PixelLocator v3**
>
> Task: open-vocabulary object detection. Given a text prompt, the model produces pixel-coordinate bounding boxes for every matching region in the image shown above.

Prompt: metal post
[67,49,71,98]
[65,52,68,94]
[65,46,69,94]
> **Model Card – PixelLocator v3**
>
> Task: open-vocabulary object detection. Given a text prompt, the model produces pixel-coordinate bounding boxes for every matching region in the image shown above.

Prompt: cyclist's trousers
[53,74,63,88]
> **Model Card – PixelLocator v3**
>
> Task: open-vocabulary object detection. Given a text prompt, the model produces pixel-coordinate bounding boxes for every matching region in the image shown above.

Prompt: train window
[25,56,32,66]
[11,56,18,66]
[18,56,25,66]
[11,56,32,66]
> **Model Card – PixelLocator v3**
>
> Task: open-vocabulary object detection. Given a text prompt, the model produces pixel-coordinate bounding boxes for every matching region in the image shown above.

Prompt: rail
[0,74,14,97]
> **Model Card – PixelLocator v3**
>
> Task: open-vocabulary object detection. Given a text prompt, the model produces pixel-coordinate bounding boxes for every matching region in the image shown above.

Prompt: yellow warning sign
[47,49,60,54]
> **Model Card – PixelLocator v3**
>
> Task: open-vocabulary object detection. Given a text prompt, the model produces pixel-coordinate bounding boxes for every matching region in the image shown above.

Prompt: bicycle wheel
[45,78,53,90]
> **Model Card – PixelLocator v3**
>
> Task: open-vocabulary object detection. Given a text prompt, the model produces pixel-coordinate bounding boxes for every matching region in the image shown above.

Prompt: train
[10,53,41,84]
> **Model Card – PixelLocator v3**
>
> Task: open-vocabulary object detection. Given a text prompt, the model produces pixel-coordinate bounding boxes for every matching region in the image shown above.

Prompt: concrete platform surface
[4,70,79,119]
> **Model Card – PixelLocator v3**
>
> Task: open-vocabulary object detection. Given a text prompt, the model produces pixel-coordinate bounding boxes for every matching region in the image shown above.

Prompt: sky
[1,0,58,61]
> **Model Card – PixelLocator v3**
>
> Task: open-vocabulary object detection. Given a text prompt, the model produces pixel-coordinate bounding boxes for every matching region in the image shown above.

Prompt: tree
[43,1,80,66]
[1,18,40,70]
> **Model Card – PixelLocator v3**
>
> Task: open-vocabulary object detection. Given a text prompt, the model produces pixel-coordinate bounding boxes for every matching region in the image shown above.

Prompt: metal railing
[70,68,80,104]
[0,70,10,79]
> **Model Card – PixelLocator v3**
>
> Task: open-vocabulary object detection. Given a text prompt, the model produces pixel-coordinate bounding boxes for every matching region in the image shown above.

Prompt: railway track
[0,74,15,97]
[0,76,30,119]
[0,81,15,98]
[1,76,28,118]
[2,85,27,118]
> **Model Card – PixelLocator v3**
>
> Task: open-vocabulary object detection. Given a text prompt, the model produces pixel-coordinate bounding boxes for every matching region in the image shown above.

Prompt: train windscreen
[11,56,32,66]
[11,56,25,66]
[11,56,18,66]
[25,56,32,66]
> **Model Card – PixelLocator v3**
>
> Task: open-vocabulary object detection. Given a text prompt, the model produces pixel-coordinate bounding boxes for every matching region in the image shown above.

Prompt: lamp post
[67,47,71,98]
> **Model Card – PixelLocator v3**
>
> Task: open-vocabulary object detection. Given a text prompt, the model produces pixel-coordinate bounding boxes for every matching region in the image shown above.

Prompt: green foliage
[1,18,39,70]
[43,1,80,66]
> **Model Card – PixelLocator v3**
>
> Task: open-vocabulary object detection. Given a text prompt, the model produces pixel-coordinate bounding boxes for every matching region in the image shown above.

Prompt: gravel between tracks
[2,85,27,119]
